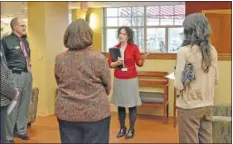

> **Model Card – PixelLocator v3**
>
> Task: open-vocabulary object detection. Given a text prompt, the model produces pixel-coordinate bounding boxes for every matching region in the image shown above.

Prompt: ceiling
[1,1,185,21]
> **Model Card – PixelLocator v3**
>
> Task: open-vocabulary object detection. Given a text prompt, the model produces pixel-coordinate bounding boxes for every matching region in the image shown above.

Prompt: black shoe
[15,133,29,140]
[6,140,15,144]
[125,129,135,139]
[116,127,127,138]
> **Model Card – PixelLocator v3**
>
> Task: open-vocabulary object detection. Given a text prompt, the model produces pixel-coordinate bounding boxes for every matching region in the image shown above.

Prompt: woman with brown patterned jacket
[54,19,111,144]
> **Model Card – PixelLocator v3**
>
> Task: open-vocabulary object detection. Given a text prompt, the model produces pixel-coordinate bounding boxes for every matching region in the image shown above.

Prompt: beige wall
[72,8,103,52]
[28,2,68,115]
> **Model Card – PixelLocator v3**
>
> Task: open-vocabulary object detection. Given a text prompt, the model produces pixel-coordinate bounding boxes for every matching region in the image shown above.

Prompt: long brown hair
[181,13,212,72]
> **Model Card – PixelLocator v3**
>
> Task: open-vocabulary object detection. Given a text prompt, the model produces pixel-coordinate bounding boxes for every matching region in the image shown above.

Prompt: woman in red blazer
[108,26,149,139]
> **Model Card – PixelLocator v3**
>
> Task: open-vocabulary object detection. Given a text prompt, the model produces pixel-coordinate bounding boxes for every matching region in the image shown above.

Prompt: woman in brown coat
[54,19,111,143]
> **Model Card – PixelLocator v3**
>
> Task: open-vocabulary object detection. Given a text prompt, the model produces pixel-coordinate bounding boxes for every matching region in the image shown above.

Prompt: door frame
[202,9,231,61]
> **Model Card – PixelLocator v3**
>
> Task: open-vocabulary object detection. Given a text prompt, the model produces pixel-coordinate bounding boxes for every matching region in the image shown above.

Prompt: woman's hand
[110,57,123,67]
[141,52,149,60]
[139,53,149,65]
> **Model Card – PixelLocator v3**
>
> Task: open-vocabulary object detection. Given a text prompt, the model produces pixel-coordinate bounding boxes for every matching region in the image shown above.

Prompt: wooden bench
[138,71,169,123]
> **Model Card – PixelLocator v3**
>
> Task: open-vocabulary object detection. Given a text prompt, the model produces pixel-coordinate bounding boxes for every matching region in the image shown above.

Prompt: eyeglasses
[18,25,26,28]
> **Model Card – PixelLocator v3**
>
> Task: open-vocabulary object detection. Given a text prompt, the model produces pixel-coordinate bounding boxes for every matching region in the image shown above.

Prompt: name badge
[15,46,20,49]
[121,67,128,72]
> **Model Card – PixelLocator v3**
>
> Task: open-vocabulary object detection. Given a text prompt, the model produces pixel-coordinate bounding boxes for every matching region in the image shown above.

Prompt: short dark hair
[117,26,134,44]
[10,17,19,30]
[63,19,93,50]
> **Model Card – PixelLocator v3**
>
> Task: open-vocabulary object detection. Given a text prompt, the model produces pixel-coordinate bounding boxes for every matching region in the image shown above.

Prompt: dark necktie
[19,38,31,72]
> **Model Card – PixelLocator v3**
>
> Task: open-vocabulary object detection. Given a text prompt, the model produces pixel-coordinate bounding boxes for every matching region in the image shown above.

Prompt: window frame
[103,5,185,54]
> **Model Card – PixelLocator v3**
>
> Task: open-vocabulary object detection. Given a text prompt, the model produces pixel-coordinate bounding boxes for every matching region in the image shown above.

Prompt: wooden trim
[101,52,231,61]
[101,52,177,60]
[202,9,231,14]
[138,71,168,77]
[218,53,231,61]
[146,53,177,60]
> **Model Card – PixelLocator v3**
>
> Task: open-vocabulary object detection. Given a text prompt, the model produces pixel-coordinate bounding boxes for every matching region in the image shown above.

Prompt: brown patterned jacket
[54,49,111,122]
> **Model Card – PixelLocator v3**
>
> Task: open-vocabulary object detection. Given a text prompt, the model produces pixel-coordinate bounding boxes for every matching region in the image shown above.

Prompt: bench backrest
[138,71,169,88]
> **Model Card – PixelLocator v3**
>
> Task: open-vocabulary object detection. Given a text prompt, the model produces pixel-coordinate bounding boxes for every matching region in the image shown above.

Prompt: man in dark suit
[0,44,19,143]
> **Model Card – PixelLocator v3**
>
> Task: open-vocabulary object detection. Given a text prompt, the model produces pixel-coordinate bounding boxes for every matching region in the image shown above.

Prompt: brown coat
[54,49,111,122]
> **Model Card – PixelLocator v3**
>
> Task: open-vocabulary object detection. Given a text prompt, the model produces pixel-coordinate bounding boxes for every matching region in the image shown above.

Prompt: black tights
[118,107,137,131]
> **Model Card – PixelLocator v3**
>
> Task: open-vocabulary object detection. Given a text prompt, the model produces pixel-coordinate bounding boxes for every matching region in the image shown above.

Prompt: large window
[103,4,185,53]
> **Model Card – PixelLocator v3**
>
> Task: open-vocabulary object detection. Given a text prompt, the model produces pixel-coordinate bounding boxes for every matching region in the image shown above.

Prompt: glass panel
[146,28,166,52]
[160,15,174,25]
[160,6,174,25]
[132,7,144,16]
[174,15,185,25]
[119,17,131,26]
[119,7,131,17]
[106,29,119,51]
[147,17,159,26]
[146,6,159,26]
[106,8,118,17]
[160,5,174,16]
[174,5,185,15]
[146,6,159,16]
[133,28,144,52]
[106,18,118,26]
[168,27,183,53]
[132,17,144,26]
[174,5,185,26]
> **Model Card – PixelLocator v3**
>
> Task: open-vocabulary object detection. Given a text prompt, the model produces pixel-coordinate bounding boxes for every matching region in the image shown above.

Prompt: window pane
[174,5,185,26]
[133,28,144,52]
[147,17,159,26]
[119,7,131,17]
[160,15,174,25]
[119,17,131,26]
[146,6,159,16]
[106,8,118,17]
[168,27,183,53]
[106,18,118,26]
[132,7,144,16]
[146,6,159,26]
[132,17,144,26]
[160,5,174,16]
[174,15,185,25]
[174,5,185,15]
[106,29,118,52]
[146,28,166,53]
[160,6,174,25]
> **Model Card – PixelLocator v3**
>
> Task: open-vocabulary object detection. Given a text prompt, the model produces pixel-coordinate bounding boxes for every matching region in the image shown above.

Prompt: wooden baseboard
[101,52,231,61]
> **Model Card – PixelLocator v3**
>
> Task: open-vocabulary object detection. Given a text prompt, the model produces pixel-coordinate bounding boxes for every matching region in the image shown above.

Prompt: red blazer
[108,43,143,79]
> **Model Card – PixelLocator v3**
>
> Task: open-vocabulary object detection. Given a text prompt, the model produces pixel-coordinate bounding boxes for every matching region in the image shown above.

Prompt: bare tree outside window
[103,4,185,53]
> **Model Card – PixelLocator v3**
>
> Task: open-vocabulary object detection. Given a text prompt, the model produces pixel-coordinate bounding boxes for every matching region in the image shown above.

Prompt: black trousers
[57,116,110,144]
[0,106,8,143]
[118,107,137,130]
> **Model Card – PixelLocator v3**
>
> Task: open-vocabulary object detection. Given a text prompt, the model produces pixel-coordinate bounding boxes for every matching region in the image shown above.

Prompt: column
[27,2,68,115]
